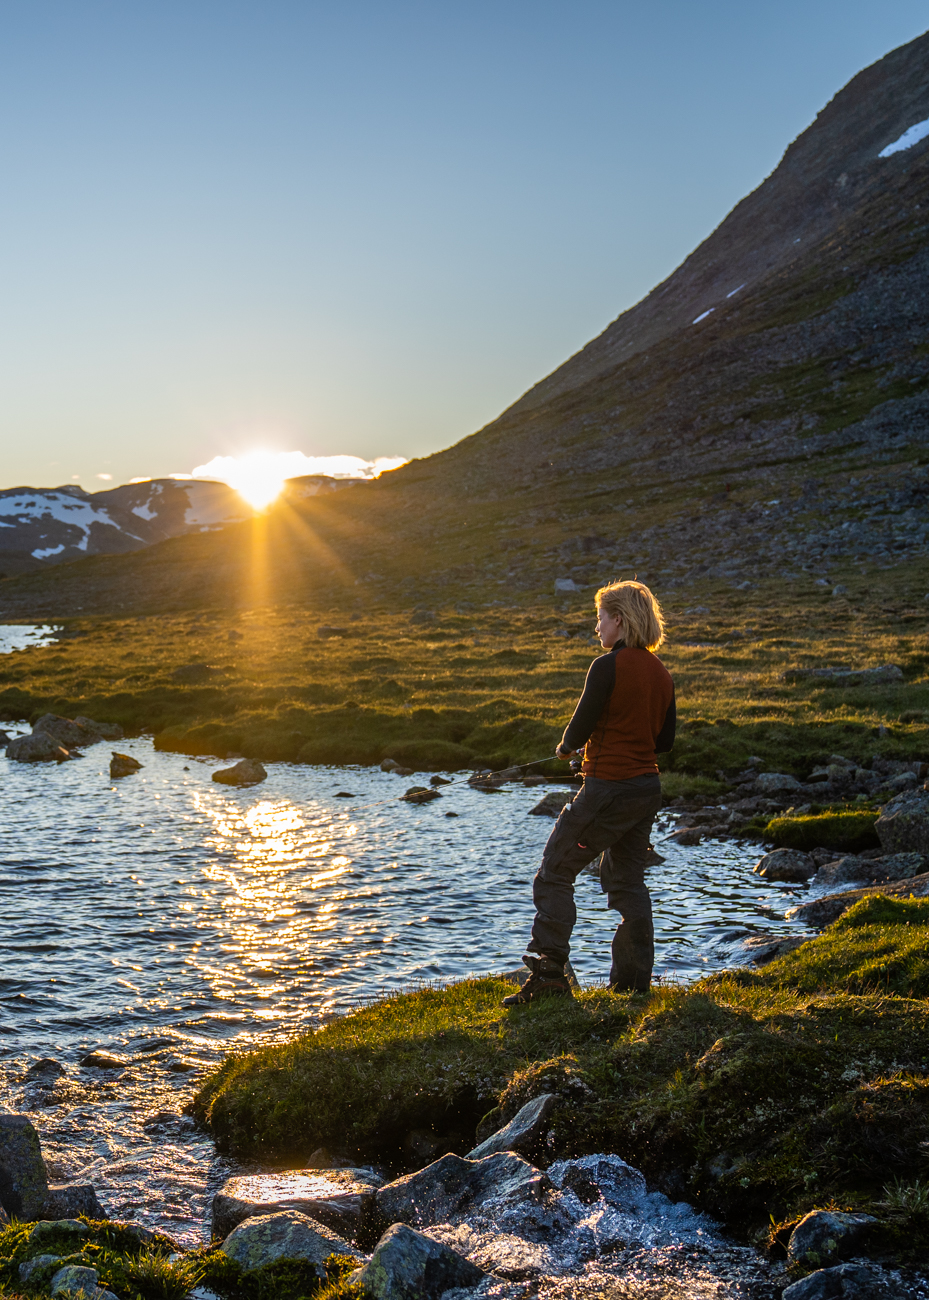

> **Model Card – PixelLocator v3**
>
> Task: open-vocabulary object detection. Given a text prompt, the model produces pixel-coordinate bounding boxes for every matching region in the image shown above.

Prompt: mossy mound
[193,898,929,1251]
[763,808,879,851]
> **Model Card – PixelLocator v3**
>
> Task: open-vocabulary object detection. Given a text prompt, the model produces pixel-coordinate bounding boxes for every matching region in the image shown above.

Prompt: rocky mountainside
[3,29,929,617]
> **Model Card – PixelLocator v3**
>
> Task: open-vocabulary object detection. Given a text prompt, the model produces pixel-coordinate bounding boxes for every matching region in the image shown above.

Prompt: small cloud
[96,473,113,480]
[129,477,152,484]
[191,450,407,484]
[169,473,193,479]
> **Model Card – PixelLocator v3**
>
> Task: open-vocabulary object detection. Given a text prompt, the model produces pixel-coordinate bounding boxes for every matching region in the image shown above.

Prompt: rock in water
[212,1169,383,1240]
[74,716,123,740]
[787,1209,877,1267]
[528,792,572,817]
[812,852,928,887]
[220,1210,363,1274]
[5,732,71,763]
[0,1115,49,1219]
[467,1095,558,1161]
[212,758,267,787]
[109,753,142,779]
[32,713,103,748]
[400,786,441,804]
[352,1222,485,1299]
[375,1152,550,1228]
[43,1184,108,1220]
[752,849,816,882]
[875,787,929,853]
[782,1261,895,1299]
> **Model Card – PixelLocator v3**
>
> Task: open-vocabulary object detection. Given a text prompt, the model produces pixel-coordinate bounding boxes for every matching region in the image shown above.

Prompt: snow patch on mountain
[879,117,929,157]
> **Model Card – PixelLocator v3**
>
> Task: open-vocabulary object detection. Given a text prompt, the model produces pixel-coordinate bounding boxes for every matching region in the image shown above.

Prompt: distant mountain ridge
[0,473,362,579]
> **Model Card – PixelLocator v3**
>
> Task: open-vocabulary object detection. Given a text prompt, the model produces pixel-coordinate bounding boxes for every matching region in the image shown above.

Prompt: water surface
[1,740,807,1240]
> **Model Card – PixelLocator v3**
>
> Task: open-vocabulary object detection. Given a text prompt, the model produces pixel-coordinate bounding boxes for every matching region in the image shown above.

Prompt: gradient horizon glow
[1,2,927,492]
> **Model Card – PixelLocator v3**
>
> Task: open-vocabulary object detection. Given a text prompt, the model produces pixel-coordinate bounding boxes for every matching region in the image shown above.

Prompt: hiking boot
[502,955,573,1006]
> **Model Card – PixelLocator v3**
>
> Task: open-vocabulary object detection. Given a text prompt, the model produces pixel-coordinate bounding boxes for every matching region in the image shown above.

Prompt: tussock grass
[193,898,929,1249]
[2,590,929,776]
[760,808,880,851]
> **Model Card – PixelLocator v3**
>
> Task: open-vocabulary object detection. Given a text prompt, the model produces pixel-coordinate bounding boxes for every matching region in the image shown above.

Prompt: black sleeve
[562,654,616,751]
[655,688,676,753]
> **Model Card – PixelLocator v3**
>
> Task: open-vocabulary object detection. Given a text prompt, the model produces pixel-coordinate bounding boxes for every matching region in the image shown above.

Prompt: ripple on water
[1,741,808,1240]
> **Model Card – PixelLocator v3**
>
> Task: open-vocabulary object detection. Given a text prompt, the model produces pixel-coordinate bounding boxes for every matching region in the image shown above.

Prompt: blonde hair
[596,580,665,651]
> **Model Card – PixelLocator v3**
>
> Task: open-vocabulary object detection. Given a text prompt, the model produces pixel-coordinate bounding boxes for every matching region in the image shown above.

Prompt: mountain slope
[3,29,929,618]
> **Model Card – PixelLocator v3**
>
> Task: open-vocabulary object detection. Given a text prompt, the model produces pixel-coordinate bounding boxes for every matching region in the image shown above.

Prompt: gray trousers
[527,774,663,990]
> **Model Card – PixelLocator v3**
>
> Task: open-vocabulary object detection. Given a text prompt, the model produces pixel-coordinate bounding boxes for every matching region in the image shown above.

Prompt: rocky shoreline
[4,1098,926,1300]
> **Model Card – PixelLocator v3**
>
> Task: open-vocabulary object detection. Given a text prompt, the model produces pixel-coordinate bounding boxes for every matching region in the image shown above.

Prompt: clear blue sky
[2,1,927,490]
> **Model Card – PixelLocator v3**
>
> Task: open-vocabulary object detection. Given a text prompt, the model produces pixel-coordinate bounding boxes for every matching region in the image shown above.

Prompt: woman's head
[595,580,665,651]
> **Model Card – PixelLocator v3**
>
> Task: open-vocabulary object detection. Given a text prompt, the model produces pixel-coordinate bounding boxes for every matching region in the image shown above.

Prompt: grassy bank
[2,580,929,779]
[192,895,929,1257]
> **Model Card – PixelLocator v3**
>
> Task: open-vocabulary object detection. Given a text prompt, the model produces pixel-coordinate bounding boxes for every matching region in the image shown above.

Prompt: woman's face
[596,605,624,648]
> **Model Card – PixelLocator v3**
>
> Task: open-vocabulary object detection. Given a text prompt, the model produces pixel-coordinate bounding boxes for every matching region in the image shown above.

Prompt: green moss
[192,901,929,1249]
[764,808,879,851]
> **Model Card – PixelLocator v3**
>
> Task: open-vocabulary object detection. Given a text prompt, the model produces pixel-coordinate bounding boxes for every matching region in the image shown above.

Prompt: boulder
[220,1209,363,1274]
[212,758,267,787]
[375,1152,550,1229]
[33,713,102,748]
[50,1265,99,1297]
[666,827,705,846]
[528,792,572,817]
[19,1255,61,1283]
[25,1058,67,1079]
[5,732,71,762]
[110,753,142,779]
[781,1261,895,1300]
[787,871,929,928]
[43,1184,107,1220]
[467,1094,558,1161]
[753,849,816,882]
[212,1169,383,1241]
[813,852,928,888]
[787,1209,877,1268]
[351,1223,485,1299]
[0,1115,49,1219]
[554,579,579,593]
[29,1220,89,1243]
[875,787,929,854]
[380,759,400,772]
[74,717,123,740]
[400,786,441,804]
[754,773,803,794]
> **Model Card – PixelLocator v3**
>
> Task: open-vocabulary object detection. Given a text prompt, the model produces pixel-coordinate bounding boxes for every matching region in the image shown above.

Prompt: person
[503,579,675,1006]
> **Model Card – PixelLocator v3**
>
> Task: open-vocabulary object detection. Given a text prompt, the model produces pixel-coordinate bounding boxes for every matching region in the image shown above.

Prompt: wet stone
[220,1209,363,1274]
[753,849,816,882]
[80,1050,128,1069]
[812,852,928,887]
[0,1114,49,1219]
[467,1094,558,1161]
[212,758,267,787]
[787,1208,877,1267]
[782,1261,898,1300]
[110,752,142,779]
[352,1222,486,1300]
[43,1183,108,1220]
[375,1153,550,1229]
[212,1169,383,1240]
[5,731,71,763]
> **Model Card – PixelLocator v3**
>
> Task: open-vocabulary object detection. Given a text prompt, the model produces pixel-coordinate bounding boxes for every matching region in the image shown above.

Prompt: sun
[196,451,288,509]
